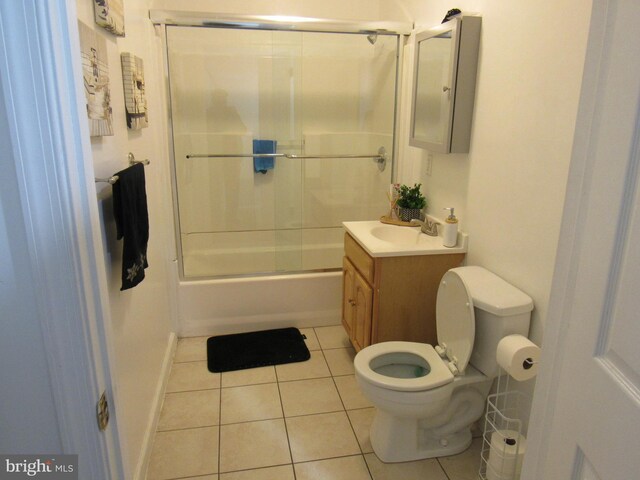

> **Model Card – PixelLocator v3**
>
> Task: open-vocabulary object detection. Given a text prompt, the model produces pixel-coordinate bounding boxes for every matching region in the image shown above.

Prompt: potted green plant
[396,183,427,222]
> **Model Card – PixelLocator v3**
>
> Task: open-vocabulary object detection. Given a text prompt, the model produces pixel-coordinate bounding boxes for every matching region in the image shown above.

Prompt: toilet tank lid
[449,266,534,316]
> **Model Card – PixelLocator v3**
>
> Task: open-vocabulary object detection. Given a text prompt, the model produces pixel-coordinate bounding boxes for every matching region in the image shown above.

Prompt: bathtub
[177,270,342,337]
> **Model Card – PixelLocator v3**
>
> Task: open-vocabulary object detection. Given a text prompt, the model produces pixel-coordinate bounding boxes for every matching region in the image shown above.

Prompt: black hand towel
[112,162,149,290]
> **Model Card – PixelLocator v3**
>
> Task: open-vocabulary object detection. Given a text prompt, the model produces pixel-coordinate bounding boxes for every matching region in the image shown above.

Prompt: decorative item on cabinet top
[381,183,427,225]
[396,183,427,222]
[410,13,481,153]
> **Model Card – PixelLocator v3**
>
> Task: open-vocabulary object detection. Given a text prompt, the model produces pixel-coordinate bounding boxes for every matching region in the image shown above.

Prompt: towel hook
[128,152,150,166]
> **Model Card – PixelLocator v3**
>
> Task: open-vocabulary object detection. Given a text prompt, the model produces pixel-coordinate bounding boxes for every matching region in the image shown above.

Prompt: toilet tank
[452,266,533,378]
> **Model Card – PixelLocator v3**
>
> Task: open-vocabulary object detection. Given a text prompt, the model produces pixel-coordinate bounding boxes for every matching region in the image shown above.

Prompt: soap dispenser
[442,207,458,247]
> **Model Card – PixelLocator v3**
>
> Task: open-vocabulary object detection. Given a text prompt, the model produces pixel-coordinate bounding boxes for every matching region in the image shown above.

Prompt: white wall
[75,0,176,476]
[394,0,592,421]
[396,0,592,345]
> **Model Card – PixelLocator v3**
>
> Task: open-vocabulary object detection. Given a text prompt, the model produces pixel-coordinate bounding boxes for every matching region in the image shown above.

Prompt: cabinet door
[352,271,373,352]
[341,257,356,337]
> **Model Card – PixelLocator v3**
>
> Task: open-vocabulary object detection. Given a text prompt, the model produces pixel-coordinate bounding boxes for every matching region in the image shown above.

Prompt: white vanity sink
[343,220,468,257]
[369,225,428,245]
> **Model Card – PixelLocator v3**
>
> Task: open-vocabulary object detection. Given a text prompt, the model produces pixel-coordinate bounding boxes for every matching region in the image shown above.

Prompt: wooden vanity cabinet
[341,232,465,352]
[342,257,373,351]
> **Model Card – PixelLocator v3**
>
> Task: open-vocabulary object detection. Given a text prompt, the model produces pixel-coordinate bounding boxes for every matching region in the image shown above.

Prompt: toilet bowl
[354,342,454,418]
[353,266,533,463]
[355,341,490,462]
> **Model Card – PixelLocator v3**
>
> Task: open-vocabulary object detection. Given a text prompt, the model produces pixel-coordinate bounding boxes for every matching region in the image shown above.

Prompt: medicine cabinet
[409,14,481,153]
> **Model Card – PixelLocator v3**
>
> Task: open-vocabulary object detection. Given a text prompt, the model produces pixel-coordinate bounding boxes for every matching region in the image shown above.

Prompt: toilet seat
[436,270,475,374]
[354,341,454,392]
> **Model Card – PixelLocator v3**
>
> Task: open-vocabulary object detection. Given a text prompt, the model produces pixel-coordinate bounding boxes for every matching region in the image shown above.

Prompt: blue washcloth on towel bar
[253,139,277,174]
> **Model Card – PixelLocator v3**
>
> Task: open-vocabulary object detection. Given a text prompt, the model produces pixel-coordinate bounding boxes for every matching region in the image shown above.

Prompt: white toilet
[354,266,533,463]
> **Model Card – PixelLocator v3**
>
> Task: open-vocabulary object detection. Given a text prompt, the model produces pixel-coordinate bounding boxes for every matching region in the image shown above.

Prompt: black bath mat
[207,327,310,373]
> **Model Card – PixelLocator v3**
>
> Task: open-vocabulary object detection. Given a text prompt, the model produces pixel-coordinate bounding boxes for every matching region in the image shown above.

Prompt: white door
[0,1,124,477]
[523,1,640,478]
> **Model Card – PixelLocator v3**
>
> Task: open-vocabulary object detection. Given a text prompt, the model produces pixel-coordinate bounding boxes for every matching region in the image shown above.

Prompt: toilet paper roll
[486,462,521,480]
[496,334,540,381]
[488,430,526,478]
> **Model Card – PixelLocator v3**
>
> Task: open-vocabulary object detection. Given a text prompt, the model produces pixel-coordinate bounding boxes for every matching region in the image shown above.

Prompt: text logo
[0,455,77,479]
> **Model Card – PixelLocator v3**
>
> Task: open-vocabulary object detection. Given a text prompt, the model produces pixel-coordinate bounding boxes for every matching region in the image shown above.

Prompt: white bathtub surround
[181,227,345,277]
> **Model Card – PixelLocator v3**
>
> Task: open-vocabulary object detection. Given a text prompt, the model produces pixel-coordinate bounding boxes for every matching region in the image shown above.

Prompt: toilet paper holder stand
[478,373,531,480]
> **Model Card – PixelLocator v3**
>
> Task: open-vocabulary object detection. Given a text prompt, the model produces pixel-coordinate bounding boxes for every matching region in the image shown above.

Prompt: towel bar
[186,146,386,161]
[95,175,120,184]
[186,146,388,171]
[128,152,150,165]
[95,152,150,185]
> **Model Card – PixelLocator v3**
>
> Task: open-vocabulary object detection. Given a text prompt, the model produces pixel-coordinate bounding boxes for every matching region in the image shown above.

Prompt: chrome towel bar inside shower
[186,147,388,170]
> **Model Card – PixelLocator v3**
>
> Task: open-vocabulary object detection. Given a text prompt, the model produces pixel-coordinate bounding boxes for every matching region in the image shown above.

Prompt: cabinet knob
[348,299,356,306]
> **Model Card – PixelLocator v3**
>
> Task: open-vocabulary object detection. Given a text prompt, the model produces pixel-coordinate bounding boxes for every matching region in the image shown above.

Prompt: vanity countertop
[343,220,468,258]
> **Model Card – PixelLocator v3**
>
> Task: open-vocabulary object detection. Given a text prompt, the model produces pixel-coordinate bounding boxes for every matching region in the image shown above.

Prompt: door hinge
[97,391,109,431]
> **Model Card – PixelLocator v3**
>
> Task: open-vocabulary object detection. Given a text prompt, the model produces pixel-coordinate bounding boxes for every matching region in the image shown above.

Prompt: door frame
[0,1,124,477]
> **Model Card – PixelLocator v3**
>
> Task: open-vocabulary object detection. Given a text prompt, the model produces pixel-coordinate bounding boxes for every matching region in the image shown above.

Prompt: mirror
[410,15,481,153]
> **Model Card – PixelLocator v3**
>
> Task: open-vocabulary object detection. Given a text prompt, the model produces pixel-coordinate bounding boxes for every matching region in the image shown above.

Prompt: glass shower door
[166,26,397,278]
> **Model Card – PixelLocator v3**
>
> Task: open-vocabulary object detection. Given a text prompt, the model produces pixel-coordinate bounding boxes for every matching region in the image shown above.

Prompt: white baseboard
[133,332,177,480]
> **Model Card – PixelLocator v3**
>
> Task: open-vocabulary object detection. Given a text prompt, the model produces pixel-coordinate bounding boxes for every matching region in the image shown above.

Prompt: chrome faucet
[410,217,440,236]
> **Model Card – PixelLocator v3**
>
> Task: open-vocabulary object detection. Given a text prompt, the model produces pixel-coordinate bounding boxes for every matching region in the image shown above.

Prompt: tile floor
[146,325,482,480]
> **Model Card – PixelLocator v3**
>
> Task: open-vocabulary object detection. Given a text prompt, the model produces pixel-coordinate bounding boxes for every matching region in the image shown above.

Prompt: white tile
[323,347,356,376]
[365,452,448,480]
[294,455,372,480]
[279,378,343,417]
[334,375,372,410]
[219,419,291,472]
[347,408,375,453]
[300,328,321,351]
[175,336,209,362]
[220,383,282,424]
[286,411,360,463]
[147,426,219,479]
[220,465,294,480]
[314,325,351,349]
[275,350,330,382]
[437,436,483,480]
[158,390,220,431]
[221,365,276,388]
[167,360,220,392]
